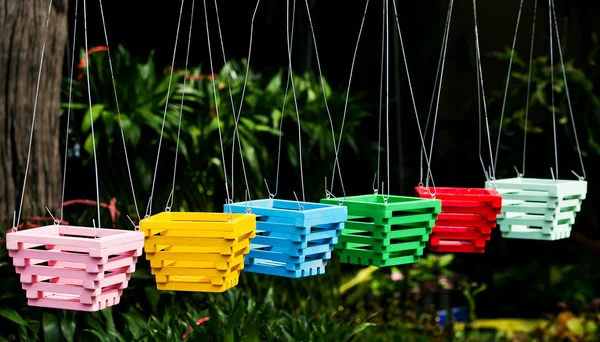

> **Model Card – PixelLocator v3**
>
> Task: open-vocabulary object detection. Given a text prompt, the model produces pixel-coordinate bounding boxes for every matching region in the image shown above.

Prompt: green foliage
[488,34,600,177]
[529,301,600,341]
[1,45,376,342]
[461,282,487,322]
[64,46,370,221]
[0,281,375,342]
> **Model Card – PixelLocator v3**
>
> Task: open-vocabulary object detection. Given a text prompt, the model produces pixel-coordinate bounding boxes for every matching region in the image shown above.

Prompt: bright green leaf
[81,104,105,132]
[566,318,585,335]
[438,254,454,267]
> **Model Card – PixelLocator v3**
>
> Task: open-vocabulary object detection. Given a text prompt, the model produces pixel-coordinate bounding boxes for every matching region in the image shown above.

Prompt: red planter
[415,187,502,253]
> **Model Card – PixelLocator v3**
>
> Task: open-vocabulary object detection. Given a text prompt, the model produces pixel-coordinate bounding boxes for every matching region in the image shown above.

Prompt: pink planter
[6,225,144,311]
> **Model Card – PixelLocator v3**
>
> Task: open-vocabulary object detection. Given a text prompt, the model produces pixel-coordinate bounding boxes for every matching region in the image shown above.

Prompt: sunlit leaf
[81,104,105,132]
[566,318,585,335]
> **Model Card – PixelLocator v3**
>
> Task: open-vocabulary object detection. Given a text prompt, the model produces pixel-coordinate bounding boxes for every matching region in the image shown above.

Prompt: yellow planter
[140,212,256,292]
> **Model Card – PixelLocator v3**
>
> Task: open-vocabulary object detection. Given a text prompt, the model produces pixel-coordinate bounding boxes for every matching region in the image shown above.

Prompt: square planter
[416,187,502,253]
[485,178,587,240]
[140,212,256,292]
[321,194,441,266]
[6,225,144,311]
[224,199,347,278]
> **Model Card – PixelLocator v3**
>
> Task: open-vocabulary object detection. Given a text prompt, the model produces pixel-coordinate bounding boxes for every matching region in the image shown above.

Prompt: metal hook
[165,190,174,213]
[225,182,232,204]
[422,182,436,200]
[225,201,234,221]
[45,206,61,225]
[92,219,100,239]
[488,165,497,189]
[488,165,495,181]
[571,170,585,181]
[513,166,523,178]
[264,178,275,199]
[126,215,139,231]
[293,191,304,211]
[550,167,556,181]
[10,210,17,233]
[325,189,343,206]
[325,189,335,199]
[372,173,379,195]
[245,189,253,214]
[381,182,389,204]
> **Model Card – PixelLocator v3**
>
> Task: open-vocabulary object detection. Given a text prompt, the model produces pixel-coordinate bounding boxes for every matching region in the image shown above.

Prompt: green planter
[320,194,441,267]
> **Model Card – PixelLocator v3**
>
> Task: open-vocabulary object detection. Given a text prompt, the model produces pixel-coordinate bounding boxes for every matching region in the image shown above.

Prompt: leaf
[144,286,161,314]
[120,115,141,147]
[534,81,549,105]
[549,265,564,285]
[566,318,585,335]
[0,292,15,301]
[60,311,76,342]
[438,254,454,267]
[83,133,102,156]
[349,322,376,338]
[307,88,317,103]
[26,318,41,337]
[120,309,145,339]
[42,312,60,342]
[262,287,276,314]
[84,329,108,342]
[0,308,27,326]
[84,314,107,337]
[339,266,379,294]
[61,102,89,110]
[266,73,282,94]
[81,104,105,132]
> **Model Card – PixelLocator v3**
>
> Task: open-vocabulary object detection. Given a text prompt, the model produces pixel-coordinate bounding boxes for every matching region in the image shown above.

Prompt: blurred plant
[492,261,600,318]
[461,281,488,329]
[530,300,600,341]
[279,294,376,342]
[0,247,41,342]
[407,254,456,298]
[65,46,370,219]
[488,33,600,178]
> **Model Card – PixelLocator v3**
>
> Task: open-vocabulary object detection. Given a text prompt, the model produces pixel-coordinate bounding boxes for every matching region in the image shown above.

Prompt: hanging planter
[6,225,144,311]
[485,178,587,240]
[139,212,256,292]
[224,199,347,278]
[415,187,502,253]
[320,194,441,266]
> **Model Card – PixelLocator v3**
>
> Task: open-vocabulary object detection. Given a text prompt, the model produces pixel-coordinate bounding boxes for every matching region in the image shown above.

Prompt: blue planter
[224,199,347,278]
[437,306,469,325]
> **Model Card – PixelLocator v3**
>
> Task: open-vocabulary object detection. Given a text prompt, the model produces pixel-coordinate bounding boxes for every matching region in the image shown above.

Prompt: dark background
[67,0,600,318]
